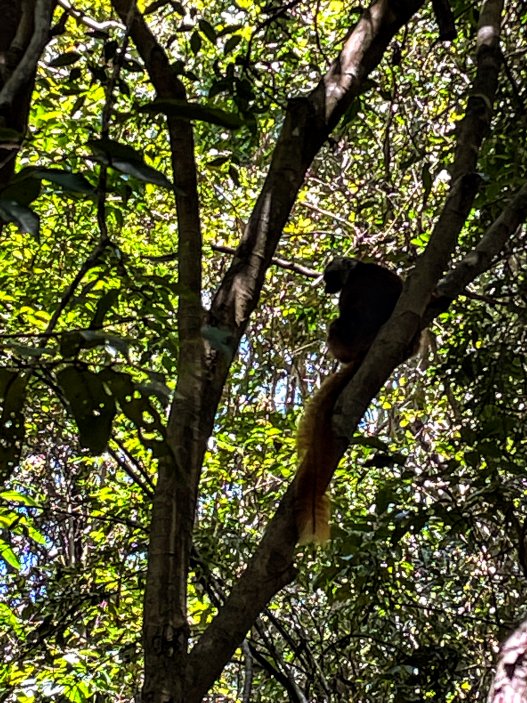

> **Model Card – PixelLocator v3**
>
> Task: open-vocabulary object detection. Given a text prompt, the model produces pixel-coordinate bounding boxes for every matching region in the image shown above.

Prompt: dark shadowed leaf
[87,138,174,189]
[34,168,95,194]
[224,34,242,54]
[48,51,82,68]
[56,367,116,454]
[199,19,216,44]
[138,99,244,129]
[0,200,39,237]
[0,176,42,206]
[60,330,130,359]
[190,31,202,54]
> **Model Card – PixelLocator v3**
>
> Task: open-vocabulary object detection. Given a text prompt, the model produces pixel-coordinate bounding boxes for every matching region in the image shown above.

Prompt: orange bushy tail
[295,363,358,544]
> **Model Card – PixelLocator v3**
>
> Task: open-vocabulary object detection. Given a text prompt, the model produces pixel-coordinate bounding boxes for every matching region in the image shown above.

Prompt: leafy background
[1,0,527,701]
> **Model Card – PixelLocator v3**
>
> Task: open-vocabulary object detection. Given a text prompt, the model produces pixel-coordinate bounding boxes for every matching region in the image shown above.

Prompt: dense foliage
[1,0,527,701]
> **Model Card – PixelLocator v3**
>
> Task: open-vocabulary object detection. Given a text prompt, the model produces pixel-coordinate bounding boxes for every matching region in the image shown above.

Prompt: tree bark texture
[488,620,527,703]
[0,0,54,188]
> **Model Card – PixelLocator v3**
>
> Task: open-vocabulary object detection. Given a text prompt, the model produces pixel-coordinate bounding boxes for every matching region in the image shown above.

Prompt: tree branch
[211,243,319,279]
[186,1,434,698]
[186,2,505,698]
[434,181,527,303]
[338,0,504,440]
[0,0,53,111]
[56,0,121,31]
[110,1,204,697]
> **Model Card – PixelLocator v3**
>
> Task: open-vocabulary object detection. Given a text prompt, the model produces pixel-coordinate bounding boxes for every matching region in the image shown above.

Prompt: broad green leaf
[87,137,146,164]
[138,99,244,129]
[0,539,21,570]
[0,175,42,208]
[90,289,120,328]
[199,19,217,44]
[0,490,38,507]
[111,159,172,189]
[48,51,82,67]
[60,330,130,359]
[33,168,95,194]
[87,138,174,188]
[56,366,116,453]
[0,199,39,236]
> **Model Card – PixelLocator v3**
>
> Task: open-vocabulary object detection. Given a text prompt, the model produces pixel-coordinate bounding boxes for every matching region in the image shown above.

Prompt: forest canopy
[1,0,527,701]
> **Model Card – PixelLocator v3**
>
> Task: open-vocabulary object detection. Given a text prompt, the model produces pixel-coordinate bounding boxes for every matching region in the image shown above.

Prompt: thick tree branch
[186,2,505,698]
[0,0,55,186]
[110,1,204,699]
[435,181,527,302]
[0,0,52,111]
[338,0,504,440]
[186,1,433,698]
[209,0,426,337]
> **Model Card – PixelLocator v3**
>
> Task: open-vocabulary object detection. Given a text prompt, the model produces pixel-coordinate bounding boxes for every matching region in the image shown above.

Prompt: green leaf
[136,381,171,406]
[228,164,240,186]
[1,341,51,358]
[87,137,145,164]
[199,19,217,44]
[190,31,202,54]
[0,540,20,570]
[87,138,174,189]
[26,525,46,545]
[224,34,242,54]
[48,51,82,67]
[56,367,116,453]
[100,369,168,442]
[1,166,94,203]
[90,289,120,328]
[60,330,130,359]
[0,490,38,507]
[375,485,396,515]
[64,680,91,703]
[112,158,173,188]
[0,199,39,236]
[0,603,18,627]
[104,39,119,62]
[138,99,244,129]
[122,58,143,73]
[34,168,95,194]
[422,163,432,200]
[0,175,41,206]
[207,156,230,168]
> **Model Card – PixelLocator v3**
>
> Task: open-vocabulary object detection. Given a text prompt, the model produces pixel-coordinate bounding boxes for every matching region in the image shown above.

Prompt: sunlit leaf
[0,539,21,570]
